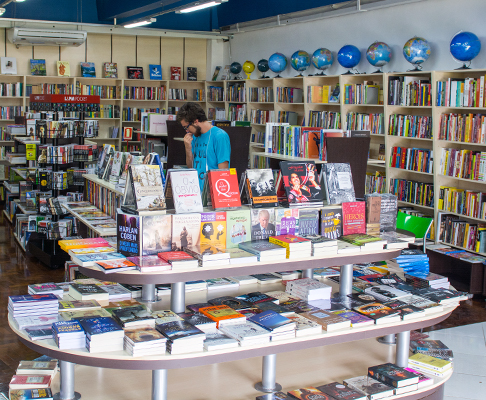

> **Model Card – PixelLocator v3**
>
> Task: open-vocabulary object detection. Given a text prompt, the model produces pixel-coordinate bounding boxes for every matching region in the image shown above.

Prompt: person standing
[177,102,231,192]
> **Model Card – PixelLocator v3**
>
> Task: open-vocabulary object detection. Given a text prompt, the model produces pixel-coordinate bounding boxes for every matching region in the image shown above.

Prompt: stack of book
[124,327,167,356]
[408,353,453,378]
[339,234,387,251]
[285,314,322,337]
[299,310,351,332]
[9,374,53,392]
[219,321,271,346]
[69,247,126,267]
[27,282,64,298]
[177,312,217,332]
[386,249,429,278]
[127,255,171,273]
[368,363,420,395]
[286,278,332,302]
[68,283,110,303]
[403,367,434,389]
[8,294,59,319]
[78,317,125,353]
[269,234,312,259]
[238,240,287,261]
[111,305,156,328]
[343,375,395,399]
[405,273,450,289]
[52,320,86,349]
[95,259,137,274]
[205,277,239,291]
[248,310,296,341]
[300,235,338,256]
[410,339,454,361]
[203,329,239,351]
[156,320,206,354]
[157,251,198,269]
[183,245,230,267]
[95,283,132,302]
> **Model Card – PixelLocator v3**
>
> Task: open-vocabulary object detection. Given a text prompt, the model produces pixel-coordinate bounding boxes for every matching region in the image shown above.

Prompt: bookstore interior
[2,0,486,399]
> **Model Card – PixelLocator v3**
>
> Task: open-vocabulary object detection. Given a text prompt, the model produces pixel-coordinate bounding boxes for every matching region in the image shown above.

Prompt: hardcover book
[342,202,366,236]
[149,64,162,80]
[251,208,276,240]
[353,303,400,323]
[238,241,286,259]
[288,387,332,400]
[80,62,96,78]
[368,363,420,388]
[103,62,118,78]
[141,214,172,255]
[275,208,299,235]
[169,169,203,213]
[226,209,251,248]
[111,305,155,327]
[56,61,70,77]
[298,208,319,235]
[316,382,367,400]
[171,213,201,250]
[320,207,342,239]
[280,161,324,206]
[321,163,356,205]
[200,211,226,249]
[9,388,53,399]
[123,164,166,213]
[170,66,181,80]
[245,169,278,208]
[187,67,197,81]
[117,210,140,257]
[343,375,395,400]
[30,59,46,76]
[208,169,241,209]
[127,66,144,79]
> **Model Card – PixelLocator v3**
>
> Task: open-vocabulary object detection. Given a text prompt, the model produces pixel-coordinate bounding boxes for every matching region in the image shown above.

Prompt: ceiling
[0,0,380,33]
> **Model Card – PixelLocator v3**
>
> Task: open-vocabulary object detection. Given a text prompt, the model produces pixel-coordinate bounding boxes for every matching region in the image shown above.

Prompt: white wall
[225,0,486,77]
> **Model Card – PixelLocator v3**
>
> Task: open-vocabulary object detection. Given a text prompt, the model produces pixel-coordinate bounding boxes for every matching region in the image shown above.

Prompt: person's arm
[218,161,229,169]
[184,133,193,168]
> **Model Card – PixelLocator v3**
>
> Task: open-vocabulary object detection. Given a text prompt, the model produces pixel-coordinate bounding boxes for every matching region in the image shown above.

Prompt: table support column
[152,369,168,400]
[141,284,157,302]
[396,330,411,368]
[254,354,282,393]
[301,269,314,279]
[377,334,396,345]
[339,264,353,296]
[53,361,81,400]
[170,282,186,313]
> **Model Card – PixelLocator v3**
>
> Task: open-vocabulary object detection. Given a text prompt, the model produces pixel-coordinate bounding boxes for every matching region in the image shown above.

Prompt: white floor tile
[425,333,486,355]
[431,322,485,338]
[444,397,477,400]
[452,353,486,377]
[444,373,485,400]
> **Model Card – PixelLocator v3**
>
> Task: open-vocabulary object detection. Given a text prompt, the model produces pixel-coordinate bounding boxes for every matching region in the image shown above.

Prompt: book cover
[200,211,226,249]
[57,61,70,77]
[130,164,166,211]
[321,163,356,205]
[187,67,197,81]
[156,320,204,341]
[211,66,221,81]
[117,210,141,257]
[288,387,333,400]
[78,316,123,337]
[275,208,299,235]
[248,310,294,331]
[280,161,324,205]
[226,209,251,248]
[316,382,367,400]
[80,62,96,77]
[245,169,278,207]
[170,66,181,80]
[342,202,366,236]
[123,127,133,140]
[299,310,351,331]
[207,296,252,310]
[343,376,395,400]
[9,375,52,389]
[30,59,46,76]
[1,57,17,74]
[149,64,162,80]
[9,388,53,399]
[96,259,136,273]
[251,208,276,240]
[208,169,241,209]
[124,326,165,344]
[170,169,203,213]
[112,305,155,326]
[321,207,342,239]
[365,195,381,233]
[142,214,172,255]
[298,208,319,235]
[368,363,420,388]
[103,62,118,78]
[353,303,399,321]
[199,305,245,326]
[127,66,144,79]
[171,213,201,250]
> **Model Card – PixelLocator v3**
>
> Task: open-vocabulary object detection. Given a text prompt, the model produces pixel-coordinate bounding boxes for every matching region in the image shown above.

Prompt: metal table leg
[396,330,411,367]
[339,264,353,296]
[141,284,157,303]
[377,333,396,345]
[152,369,168,400]
[254,354,282,393]
[53,360,81,400]
[301,269,314,279]
[170,282,186,313]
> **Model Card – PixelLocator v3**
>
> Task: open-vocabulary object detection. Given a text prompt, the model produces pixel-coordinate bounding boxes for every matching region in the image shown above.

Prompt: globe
[450,31,481,68]
[403,37,431,70]
[230,62,242,75]
[312,48,333,75]
[337,45,361,73]
[257,59,270,78]
[290,50,311,75]
[366,41,392,72]
[268,52,287,77]
[242,60,255,79]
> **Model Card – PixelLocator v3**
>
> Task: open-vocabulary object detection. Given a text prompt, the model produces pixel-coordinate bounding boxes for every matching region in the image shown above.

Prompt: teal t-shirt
[191,126,231,191]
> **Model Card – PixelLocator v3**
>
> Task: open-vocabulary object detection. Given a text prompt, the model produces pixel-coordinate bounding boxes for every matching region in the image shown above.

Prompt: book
[245,169,278,208]
[96,259,137,273]
[365,195,381,235]
[298,208,319,235]
[68,284,109,302]
[172,213,201,250]
[343,376,395,400]
[198,305,246,328]
[8,389,53,399]
[353,303,401,324]
[170,66,181,80]
[203,329,239,351]
[226,209,251,248]
[408,352,452,372]
[200,211,227,249]
[1,57,17,74]
[123,164,166,213]
[342,202,366,236]
[71,252,127,268]
[30,59,46,76]
[123,127,133,140]
[340,234,386,250]
[208,169,241,209]
[58,299,101,312]
[299,310,351,331]
[111,305,155,328]
[321,163,356,205]
[157,250,198,269]
[117,210,141,257]
[238,240,286,261]
[315,382,367,400]
[187,67,197,81]
[280,161,324,206]
[169,169,203,213]
[251,208,276,241]
[27,282,63,297]
[103,62,118,78]
[368,363,420,388]
[9,375,52,390]
[248,310,295,331]
[80,62,96,77]
[320,207,342,239]
[141,214,172,255]
[211,66,221,81]
[403,367,434,389]
[149,64,162,80]
[127,66,144,79]
[57,61,70,77]
[16,361,58,376]
[288,387,332,400]
[275,208,299,236]
[332,310,374,327]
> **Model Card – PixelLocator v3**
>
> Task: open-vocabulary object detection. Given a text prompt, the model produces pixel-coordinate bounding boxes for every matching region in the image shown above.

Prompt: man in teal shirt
[177,102,231,191]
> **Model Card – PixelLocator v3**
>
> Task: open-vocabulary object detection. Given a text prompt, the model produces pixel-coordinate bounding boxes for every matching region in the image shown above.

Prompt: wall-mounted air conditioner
[7,28,87,47]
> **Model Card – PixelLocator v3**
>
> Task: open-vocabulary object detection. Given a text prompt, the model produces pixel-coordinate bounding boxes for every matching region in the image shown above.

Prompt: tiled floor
[426,322,486,400]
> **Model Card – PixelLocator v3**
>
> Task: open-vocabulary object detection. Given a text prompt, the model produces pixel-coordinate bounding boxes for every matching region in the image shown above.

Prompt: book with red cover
[157,251,194,262]
[208,169,242,209]
[170,66,181,80]
[9,374,52,389]
[342,201,366,236]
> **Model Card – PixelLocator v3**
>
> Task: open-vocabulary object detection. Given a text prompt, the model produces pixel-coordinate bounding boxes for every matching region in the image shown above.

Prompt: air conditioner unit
[7,28,87,47]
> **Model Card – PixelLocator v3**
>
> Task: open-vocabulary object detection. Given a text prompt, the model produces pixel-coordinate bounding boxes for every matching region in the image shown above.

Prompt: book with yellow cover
[68,246,115,256]
[57,61,70,77]
[59,238,109,251]
[200,211,226,249]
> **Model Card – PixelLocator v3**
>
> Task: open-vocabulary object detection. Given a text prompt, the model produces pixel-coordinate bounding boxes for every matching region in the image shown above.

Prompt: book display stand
[9,248,455,400]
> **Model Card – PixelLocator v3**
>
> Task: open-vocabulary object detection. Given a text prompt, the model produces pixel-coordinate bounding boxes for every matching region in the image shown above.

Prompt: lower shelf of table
[45,336,451,400]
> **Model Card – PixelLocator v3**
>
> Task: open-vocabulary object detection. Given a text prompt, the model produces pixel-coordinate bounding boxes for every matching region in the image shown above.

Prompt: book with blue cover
[149,64,162,80]
[235,292,278,305]
[78,317,123,338]
[80,62,96,77]
[248,310,295,331]
[9,293,58,306]
[52,320,84,336]
[238,240,286,257]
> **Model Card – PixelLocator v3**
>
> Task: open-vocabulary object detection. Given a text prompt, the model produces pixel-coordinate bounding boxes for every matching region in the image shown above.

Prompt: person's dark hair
[176,102,208,124]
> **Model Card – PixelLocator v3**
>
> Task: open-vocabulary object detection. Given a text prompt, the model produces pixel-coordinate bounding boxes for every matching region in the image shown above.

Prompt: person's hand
[183,132,193,148]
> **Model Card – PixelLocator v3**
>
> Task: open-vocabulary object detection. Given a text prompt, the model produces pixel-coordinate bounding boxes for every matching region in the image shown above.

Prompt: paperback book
[200,212,227,249]
[280,161,324,206]
[169,169,203,213]
[275,208,299,235]
[342,202,366,236]
[320,207,342,239]
[208,169,241,209]
[298,208,319,235]
[122,164,166,213]
[321,163,356,205]
[251,208,276,240]
[226,209,251,248]
[172,213,201,250]
[244,169,278,208]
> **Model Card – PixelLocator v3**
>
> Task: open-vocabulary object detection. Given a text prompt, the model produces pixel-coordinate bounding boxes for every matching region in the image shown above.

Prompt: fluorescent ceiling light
[15,0,27,2]
[178,1,223,13]
[124,18,156,28]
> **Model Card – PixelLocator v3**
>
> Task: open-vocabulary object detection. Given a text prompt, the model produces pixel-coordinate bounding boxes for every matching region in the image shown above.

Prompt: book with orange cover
[59,238,109,251]
[96,259,137,274]
[198,305,246,328]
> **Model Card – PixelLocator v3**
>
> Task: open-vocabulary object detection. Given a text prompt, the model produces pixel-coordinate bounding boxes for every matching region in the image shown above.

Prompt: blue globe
[268,52,287,74]
[403,37,431,66]
[230,62,242,74]
[312,48,333,71]
[337,45,361,69]
[290,50,311,73]
[450,31,481,62]
[257,59,269,73]
[366,41,392,67]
